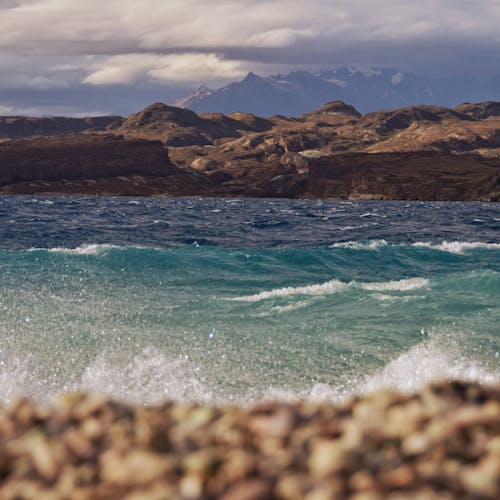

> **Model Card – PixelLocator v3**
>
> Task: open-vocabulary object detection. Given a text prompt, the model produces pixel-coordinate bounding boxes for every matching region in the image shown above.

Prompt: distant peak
[194,85,213,96]
[242,71,263,82]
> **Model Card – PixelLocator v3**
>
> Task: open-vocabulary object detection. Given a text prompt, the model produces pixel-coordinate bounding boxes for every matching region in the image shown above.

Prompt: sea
[0,196,499,405]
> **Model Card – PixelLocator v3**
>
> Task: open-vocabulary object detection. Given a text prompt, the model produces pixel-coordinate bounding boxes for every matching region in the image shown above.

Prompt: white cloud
[148,54,246,83]
[84,53,247,85]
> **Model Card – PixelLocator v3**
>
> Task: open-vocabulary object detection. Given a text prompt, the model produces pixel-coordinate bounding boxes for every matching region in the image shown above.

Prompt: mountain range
[175,67,500,116]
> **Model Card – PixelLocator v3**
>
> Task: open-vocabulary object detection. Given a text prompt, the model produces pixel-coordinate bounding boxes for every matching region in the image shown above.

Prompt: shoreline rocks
[0,381,498,499]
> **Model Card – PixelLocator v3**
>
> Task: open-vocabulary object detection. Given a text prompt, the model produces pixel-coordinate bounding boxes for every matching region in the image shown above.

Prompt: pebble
[0,381,497,498]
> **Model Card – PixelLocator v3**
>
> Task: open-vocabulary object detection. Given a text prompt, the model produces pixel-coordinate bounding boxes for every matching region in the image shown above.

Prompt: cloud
[84,53,248,85]
[2,1,500,54]
[0,0,500,88]
[0,102,107,117]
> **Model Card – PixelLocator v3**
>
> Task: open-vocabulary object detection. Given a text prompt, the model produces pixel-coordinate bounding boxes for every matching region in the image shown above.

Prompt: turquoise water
[0,197,498,403]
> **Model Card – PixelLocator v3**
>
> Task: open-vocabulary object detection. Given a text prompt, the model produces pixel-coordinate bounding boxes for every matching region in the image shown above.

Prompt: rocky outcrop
[111,102,243,146]
[308,152,500,201]
[305,100,361,119]
[455,101,500,119]
[0,115,121,139]
[359,105,473,135]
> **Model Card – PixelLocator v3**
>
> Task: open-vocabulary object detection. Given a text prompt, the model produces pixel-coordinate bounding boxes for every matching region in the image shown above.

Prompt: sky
[1,0,500,115]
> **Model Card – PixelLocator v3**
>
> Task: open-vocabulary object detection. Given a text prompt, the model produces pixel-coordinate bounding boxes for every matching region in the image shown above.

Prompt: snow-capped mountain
[174,66,497,116]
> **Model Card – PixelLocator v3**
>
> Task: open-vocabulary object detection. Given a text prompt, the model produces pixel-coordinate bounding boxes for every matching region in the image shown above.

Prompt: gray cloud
[1,0,499,113]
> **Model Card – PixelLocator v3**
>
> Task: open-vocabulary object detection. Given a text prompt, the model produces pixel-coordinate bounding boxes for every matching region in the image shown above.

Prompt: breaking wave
[411,241,500,254]
[29,244,123,255]
[234,277,429,302]
[330,239,500,254]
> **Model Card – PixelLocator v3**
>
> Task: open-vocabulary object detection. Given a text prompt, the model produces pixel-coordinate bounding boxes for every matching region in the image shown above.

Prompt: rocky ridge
[1,100,500,200]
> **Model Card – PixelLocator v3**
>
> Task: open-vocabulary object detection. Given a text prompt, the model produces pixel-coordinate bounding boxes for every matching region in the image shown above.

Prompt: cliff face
[0,134,177,185]
[0,116,121,139]
[0,134,219,196]
[308,152,500,201]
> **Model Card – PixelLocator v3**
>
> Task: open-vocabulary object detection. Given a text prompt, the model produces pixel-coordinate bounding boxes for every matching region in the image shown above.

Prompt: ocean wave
[258,337,499,403]
[233,277,429,302]
[27,243,155,255]
[0,347,213,405]
[330,239,389,250]
[80,347,213,404]
[330,239,500,254]
[411,241,500,254]
[360,278,429,291]
[28,243,122,255]
[361,338,500,394]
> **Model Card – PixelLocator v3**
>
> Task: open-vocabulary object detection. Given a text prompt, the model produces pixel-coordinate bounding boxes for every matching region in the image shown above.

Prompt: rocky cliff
[308,152,500,201]
[0,134,216,196]
[0,116,121,139]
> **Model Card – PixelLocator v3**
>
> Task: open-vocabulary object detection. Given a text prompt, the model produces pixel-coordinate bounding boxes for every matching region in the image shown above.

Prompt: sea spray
[0,197,498,404]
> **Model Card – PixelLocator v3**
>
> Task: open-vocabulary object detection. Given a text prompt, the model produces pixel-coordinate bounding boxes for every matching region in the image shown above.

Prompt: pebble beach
[0,381,498,499]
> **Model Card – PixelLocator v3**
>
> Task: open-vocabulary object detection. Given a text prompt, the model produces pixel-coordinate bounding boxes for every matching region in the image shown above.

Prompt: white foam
[360,277,429,292]
[0,354,33,405]
[234,280,349,301]
[257,337,499,404]
[329,240,500,254]
[234,277,429,302]
[330,240,389,250]
[361,339,499,395]
[412,241,500,254]
[0,346,213,405]
[79,347,213,404]
[28,244,121,255]
[28,244,153,255]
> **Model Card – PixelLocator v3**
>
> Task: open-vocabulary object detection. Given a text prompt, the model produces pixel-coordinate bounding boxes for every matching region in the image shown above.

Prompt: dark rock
[0,134,219,197]
[0,134,176,185]
[0,115,121,139]
[308,152,500,201]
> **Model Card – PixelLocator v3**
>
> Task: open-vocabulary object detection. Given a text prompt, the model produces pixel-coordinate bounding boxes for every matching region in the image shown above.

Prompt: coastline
[2,101,500,201]
[0,381,498,499]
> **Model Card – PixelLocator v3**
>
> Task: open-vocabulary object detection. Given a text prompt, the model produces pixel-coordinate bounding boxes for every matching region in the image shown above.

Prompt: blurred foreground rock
[0,381,498,499]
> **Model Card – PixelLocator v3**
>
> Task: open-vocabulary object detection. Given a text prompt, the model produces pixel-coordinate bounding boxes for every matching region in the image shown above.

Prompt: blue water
[0,196,499,404]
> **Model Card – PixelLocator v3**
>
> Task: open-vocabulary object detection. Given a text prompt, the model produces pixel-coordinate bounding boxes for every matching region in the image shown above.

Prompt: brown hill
[111,103,247,147]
